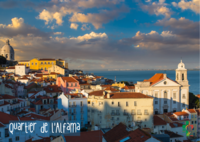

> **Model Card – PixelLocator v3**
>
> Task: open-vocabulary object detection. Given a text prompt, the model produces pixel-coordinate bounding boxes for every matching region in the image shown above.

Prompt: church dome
[0,39,15,61]
[177,60,186,70]
[1,40,14,53]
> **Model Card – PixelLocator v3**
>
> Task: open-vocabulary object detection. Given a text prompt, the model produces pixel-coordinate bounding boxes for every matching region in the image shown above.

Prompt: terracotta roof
[122,85,135,89]
[25,137,50,142]
[154,115,167,126]
[61,77,78,82]
[24,113,50,120]
[174,112,189,116]
[163,130,183,138]
[144,73,164,85]
[0,112,19,124]
[43,85,62,93]
[196,109,200,116]
[0,94,17,99]
[89,90,105,96]
[103,123,129,142]
[101,85,112,88]
[0,101,10,106]
[196,94,200,98]
[104,86,119,91]
[6,66,15,69]
[169,122,183,128]
[64,130,103,142]
[107,92,153,99]
[187,109,196,113]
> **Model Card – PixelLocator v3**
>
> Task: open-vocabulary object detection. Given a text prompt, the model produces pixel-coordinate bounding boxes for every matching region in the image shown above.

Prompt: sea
[85,70,200,95]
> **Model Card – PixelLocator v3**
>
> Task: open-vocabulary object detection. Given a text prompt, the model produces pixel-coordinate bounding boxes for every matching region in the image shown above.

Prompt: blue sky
[0,0,199,70]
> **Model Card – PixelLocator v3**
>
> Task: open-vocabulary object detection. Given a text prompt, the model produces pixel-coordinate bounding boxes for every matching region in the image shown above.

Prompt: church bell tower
[175,60,189,86]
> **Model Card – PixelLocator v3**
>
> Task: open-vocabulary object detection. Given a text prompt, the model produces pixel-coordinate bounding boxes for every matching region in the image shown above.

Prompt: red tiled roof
[174,112,189,116]
[25,137,50,142]
[64,130,103,142]
[0,101,10,106]
[89,90,105,96]
[154,115,167,126]
[43,85,62,93]
[107,92,153,99]
[196,109,200,116]
[103,123,129,142]
[187,109,196,113]
[101,85,112,88]
[104,86,119,92]
[24,113,50,120]
[0,112,19,124]
[122,85,135,89]
[169,122,183,128]
[196,94,200,99]
[6,66,15,69]
[0,94,17,99]
[143,73,164,85]
[61,77,78,82]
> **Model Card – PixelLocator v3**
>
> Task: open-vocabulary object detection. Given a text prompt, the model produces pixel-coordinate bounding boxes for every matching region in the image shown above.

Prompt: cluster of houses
[0,59,199,142]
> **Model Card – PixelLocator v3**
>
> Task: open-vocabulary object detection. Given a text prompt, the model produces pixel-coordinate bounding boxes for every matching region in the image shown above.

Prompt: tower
[175,60,188,86]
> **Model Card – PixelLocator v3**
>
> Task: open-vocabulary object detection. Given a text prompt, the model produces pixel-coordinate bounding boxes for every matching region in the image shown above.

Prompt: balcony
[123,113,128,116]
[72,105,77,107]
[144,112,149,115]
[116,113,120,116]
[137,112,142,115]
[81,117,84,120]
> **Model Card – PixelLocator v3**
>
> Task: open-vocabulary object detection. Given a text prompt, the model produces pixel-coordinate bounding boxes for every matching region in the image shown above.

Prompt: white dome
[177,60,186,70]
[1,40,14,53]
[0,39,15,61]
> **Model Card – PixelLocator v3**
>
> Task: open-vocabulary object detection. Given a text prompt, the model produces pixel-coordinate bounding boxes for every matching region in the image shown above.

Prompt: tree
[120,81,134,86]
[0,56,6,65]
[189,92,199,109]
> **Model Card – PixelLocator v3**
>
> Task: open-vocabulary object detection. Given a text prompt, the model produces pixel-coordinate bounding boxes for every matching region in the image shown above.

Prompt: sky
[0,0,199,70]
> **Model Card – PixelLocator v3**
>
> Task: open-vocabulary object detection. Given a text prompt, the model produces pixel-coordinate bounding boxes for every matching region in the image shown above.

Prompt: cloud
[70,31,108,41]
[156,17,199,39]
[172,0,200,14]
[0,0,18,8]
[69,6,129,29]
[70,23,79,30]
[81,24,91,31]
[139,0,172,18]
[0,17,50,38]
[53,32,64,35]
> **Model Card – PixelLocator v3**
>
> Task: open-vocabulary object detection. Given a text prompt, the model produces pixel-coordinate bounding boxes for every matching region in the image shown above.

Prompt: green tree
[189,92,199,109]
[0,56,6,65]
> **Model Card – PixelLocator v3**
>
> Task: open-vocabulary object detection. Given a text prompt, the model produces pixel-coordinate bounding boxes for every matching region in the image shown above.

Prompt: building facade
[135,60,189,114]
[87,91,154,130]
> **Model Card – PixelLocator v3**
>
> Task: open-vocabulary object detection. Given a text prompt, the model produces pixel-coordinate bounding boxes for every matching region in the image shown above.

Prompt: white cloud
[70,23,78,30]
[54,32,63,35]
[172,0,200,14]
[140,0,171,18]
[70,31,108,41]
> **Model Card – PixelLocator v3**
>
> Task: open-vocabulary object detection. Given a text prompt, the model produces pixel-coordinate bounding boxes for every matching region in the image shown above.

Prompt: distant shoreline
[84,69,200,71]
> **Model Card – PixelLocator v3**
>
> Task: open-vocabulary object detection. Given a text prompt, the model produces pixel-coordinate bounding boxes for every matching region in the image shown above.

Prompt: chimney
[163,74,167,79]
[107,93,110,99]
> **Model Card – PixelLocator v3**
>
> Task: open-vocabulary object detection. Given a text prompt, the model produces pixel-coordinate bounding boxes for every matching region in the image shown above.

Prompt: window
[134,101,137,106]
[131,109,135,115]
[92,102,94,106]
[73,102,76,107]
[32,63,34,65]
[164,91,167,98]
[182,94,186,99]
[195,121,197,124]
[195,115,197,118]
[112,101,114,105]
[173,101,176,104]
[48,62,50,64]
[182,103,185,107]
[52,62,54,64]
[80,101,83,107]
[16,136,19,141]
[173,93,176,99]
[41,62,43,64]
[0,132,1,137]
[126,102,128,107]
[9,138,12,142]
[164,100,167,104]
[88,101,90,104]
[155,93,158,98]
[41,67,43,70]
[155,101,158,104]
[162,126,165,128]
[118,102,120,107]
[6,54,8,58]
[182,74,184,80]
[144,110,148,115]
[192,115,193,118]
[137,109,141,115]
[191,121,193,124]
[44,62,46,64]
[154,126,156,128]
[144,125,146,128]
[164,81,167,85]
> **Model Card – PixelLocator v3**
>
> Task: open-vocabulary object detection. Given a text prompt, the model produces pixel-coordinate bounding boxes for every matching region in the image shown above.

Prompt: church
[135,60,189,114]
[0,39,15,61]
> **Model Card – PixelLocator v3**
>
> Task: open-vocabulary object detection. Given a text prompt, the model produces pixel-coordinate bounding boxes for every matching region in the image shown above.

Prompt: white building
[15,64,29,76]
[135,60,189,114]
[58,93,88,128]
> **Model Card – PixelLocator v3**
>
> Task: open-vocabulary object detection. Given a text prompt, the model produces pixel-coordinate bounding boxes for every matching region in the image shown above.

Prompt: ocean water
[85,70,200,95]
